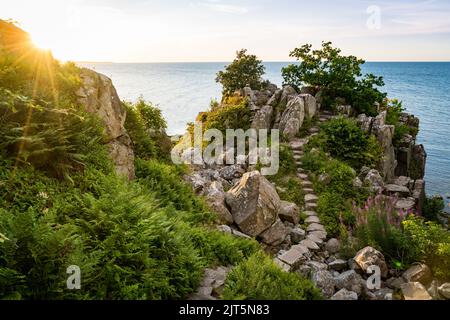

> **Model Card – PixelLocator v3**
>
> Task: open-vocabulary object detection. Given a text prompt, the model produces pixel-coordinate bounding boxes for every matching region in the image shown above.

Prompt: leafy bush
[422,196,445,222]
[353,194,450,278]
[203,99,252,134]
[135,158,213,223]
[221,252,322,300]
[124,98,171,161]
[403,217,450,280]
[282,41,386,115]
[384,99,418,147]
[216,49,266,97]
[319,117,382,169]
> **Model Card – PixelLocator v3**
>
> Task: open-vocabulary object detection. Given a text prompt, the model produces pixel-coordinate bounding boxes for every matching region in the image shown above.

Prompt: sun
[31,31,55,51]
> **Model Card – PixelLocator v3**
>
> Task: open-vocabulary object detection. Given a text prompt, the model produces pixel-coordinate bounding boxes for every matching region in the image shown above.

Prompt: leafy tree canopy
[216,49,266,97]
[282,41,386,116]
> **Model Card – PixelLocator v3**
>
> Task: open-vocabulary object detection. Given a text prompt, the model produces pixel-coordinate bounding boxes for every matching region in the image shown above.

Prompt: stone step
[293,155,302,161]
[303,188,314,194]
[300,239,320,251]
[303,211,317,217]
[297,173,309,180]
[305,194,319,203]
[309,127,319,134]
[309,230,327,241]
[292,149,304,154]
[305,216,320,224]
[278,248,306,267]
[296,162,303,167]
[301,180,313,188]
[307,223,326,233]
[305,203,318,210]
[297,168,306,173]
[291,244,309,256]
[306,233,324,245]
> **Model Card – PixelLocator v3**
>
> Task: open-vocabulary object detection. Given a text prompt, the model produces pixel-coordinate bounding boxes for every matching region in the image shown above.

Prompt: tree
[216,49,266,97]
[282,42,386,116]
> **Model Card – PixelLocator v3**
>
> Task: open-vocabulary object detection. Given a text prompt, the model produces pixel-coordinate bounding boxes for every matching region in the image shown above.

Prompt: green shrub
[216,49,266,97]
[320,117,381,169]
[135,159,213,223]
[124,97,171,161]
[317,192,354,238]
[403,216,450,280]
[188,229,260,266]
[221,252,322,300]
[384,99,419,147]
[203,100,252,134]
[422,196,445,222]
[282,41,386,115]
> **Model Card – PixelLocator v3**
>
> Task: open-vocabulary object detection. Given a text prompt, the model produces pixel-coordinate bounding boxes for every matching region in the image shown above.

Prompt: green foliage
[188,229,260,266]
[353,195,413,268]
[317,192,354,238]
[282,42,386,115]
[301,149,369,237]
[422,196,445,222]
[135,159,213,223]
[266,145,304,207]
[319,117,382,169]
[221,252,322,300]
[402,217,450,280]
[124,98,171,161]
[0,161,261,299]
[385,99,419,147]
[0,89,108,180]
[216,49,266,97]
[203,99,252,134]
[0,21,268,300]
[353,196,450,278]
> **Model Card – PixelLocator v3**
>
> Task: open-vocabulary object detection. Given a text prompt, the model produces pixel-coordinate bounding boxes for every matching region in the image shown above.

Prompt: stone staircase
[274,111,335,271]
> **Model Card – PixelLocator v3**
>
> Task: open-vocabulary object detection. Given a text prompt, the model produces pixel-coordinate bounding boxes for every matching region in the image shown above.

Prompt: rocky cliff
[76,68,135,180]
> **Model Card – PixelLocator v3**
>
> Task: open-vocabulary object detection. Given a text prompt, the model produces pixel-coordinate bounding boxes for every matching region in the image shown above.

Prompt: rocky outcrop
[279,96,305,140]
[251,105,273,130]
[76,68,135,179]
[225,171,281,237]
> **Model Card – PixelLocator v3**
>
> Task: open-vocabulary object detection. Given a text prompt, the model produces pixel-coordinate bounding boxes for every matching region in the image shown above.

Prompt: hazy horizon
[2,0,450,62]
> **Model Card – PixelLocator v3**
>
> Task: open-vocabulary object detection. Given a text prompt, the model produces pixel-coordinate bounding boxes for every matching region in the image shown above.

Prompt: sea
[80,62,450,208]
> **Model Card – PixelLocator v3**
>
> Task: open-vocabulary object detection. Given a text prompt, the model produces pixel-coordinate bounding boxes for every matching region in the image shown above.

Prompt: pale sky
[2,0,450,62]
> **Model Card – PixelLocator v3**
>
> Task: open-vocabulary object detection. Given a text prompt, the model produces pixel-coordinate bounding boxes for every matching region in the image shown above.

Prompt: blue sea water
[80,62,450,206]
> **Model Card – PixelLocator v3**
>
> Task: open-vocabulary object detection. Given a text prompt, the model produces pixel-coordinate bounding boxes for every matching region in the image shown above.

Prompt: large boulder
[438,283,450,299]
[77,68,135,179]
[278,201,300,225]
[402,264,432,286]
[299,94,318,119]
[279,96,305,141]
[311,270,336,298]
[204,181,233,225]
[251,105,273,130]
[331,288,358,300]
[401,282,433,300]
[334,270,364,296]
[354,246,388,278]
[364,169,384,193]
[225,171,281,237]
[259,219,288,246]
